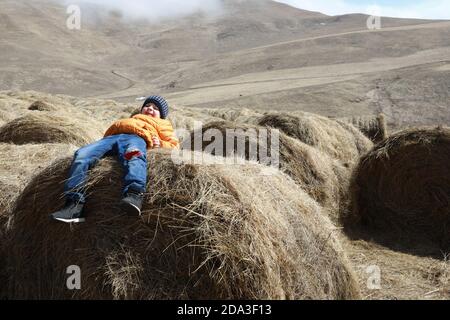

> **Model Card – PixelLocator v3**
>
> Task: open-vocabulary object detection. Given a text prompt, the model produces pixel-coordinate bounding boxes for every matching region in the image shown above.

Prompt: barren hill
[1,0,449,128]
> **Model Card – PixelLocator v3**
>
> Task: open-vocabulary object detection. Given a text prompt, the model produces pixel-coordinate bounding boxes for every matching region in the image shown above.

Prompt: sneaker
[120,190,144,216]
[50,201,85,223]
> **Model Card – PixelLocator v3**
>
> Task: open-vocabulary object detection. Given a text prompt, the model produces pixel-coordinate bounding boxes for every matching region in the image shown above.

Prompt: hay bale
[0,143,78,291]
[28,100,57,112]
[183,121,350,222]
[0,113,104,146]
[257,113,373,165]
[0,109,13,125]
[0,91,77,118]
[205,108,263,124]
[171,107,222,131]
[347,127,450,251]
[4,149,360,299]
[339,113,388,143]
[0,143,78,220]
[335,120,376,156]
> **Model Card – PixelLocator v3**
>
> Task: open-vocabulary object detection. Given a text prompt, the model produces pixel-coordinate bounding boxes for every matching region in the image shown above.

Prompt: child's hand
[152,136,161,148]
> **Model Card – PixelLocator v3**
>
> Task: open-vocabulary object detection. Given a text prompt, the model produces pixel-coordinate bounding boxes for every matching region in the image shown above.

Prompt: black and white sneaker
[120,190,144,216]
[50,201,85,223]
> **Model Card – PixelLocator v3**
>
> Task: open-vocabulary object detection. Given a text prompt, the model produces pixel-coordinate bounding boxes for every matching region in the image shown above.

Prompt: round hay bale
[205,108,263,125]
[28,100,57,112]
[169,108,223,138]
[339,113,388,143]
[182,121,350,222]
[0,237,6,300]
[0,113,104,146]
[0,181,8,298]
[0,110,13,125]
[0,180,19,223]
[4,149,360,299]
[347,127,450,251]
[257,113,373,165]
[0,143,78,221]
[335,120,376,156]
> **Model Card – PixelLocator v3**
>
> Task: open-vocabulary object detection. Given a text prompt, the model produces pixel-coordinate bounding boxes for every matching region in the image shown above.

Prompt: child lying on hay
[50,95,179,223]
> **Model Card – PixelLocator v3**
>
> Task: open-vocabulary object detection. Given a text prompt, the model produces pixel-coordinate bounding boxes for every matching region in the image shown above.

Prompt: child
[50,95,179,223]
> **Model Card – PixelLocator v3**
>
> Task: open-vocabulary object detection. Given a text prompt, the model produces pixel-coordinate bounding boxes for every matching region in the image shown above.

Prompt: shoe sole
[53,217,86,223]
[120,201,141,216]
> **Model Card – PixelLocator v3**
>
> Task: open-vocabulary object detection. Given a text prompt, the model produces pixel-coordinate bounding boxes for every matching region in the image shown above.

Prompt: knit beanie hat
[142,95,169,119]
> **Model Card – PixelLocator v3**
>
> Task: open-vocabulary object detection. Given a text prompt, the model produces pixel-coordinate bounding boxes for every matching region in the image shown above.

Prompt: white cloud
[275,0,450,20]
[57,0,224,20]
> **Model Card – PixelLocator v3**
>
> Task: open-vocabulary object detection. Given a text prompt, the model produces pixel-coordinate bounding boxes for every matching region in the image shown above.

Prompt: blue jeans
[64,134,147,203]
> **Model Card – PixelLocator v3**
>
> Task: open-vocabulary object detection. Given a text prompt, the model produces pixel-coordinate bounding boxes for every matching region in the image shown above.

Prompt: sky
[275,0,450,19]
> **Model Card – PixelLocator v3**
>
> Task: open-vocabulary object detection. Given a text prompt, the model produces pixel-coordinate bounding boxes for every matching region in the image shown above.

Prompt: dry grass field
[0,0,448,300]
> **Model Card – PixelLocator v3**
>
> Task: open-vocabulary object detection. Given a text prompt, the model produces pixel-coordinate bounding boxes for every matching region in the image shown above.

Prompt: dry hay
[257,113,373,165]
[168,106,223,133]
[0,110,13,125]
[0,113,105,146]
[339,113,388,143]
[0,211,6,299]
[205,107,264,124]
[0,143,78,219]
[0,90,75,116]
[4,149,360,299]
[346,127,450,252]
[182,120,350,222]
[0,142,77,299]
[342,238,449,300]
[0,90,129,129]
[75,99,135,125]
[28,100,58,112]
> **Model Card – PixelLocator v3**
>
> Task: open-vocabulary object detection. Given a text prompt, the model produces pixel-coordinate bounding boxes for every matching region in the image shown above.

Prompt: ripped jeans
[64,134,147,203]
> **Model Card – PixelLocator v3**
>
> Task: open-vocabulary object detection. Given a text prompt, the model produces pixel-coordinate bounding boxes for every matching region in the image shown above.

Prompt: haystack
[339,113,388,143]
[347,127,450,251]
[0,143,77,219]
[169,112,222,134]
[183,121,350,221]
[0,143,78,292]
[4,149,360,299]
[205,107,263,124]
[257,113,373,165]
[0,113,104,146]
[1,91,76,118]
[0,110,12,126]
[28,100,58,112]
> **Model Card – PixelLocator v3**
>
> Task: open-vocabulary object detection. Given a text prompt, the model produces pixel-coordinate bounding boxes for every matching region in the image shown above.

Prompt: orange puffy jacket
[104,114,179,149]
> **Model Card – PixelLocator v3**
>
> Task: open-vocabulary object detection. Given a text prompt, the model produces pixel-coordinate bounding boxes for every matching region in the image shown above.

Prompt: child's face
[141,103,161,118]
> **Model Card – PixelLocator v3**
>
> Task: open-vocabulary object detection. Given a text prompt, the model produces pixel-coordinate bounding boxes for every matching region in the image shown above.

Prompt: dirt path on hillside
[93,21,450,102]
[242,21,450,52]
[164,48,450,106]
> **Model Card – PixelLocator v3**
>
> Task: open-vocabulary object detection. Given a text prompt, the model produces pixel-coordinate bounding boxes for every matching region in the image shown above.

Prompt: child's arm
[160,136,179,149]
[157,121,180,149]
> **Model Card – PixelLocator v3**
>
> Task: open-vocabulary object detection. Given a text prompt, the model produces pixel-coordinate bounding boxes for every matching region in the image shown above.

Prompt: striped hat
[142,95,169,119]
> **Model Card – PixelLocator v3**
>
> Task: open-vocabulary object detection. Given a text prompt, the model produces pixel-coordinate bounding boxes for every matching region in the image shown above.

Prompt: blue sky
[275,0,450,19]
